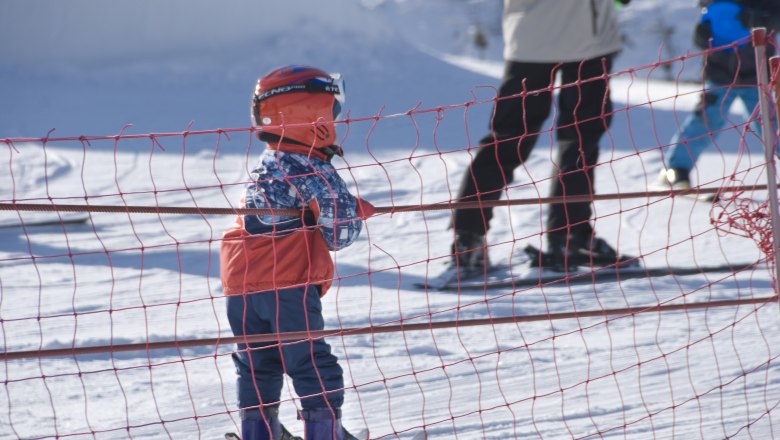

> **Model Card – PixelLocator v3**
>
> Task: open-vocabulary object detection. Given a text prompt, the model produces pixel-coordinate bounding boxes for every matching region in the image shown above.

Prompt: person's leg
[734,86,763,135]
[451,61,555,267]
[226,293,284,440]
[547,55,613,240]
[267,285,343,410]
[666,83,736,172]
[267,285,345,439]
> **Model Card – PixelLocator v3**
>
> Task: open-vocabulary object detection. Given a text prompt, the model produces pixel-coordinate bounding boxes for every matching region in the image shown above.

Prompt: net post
[771,56,780,136]
[752,28,780,298]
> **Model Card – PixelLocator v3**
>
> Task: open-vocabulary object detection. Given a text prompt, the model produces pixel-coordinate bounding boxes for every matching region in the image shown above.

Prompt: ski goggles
[254,73,346,119]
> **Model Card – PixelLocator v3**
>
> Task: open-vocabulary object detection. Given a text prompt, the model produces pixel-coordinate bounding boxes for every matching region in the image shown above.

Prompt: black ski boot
[450,231,492,277]
[531,231,627,272]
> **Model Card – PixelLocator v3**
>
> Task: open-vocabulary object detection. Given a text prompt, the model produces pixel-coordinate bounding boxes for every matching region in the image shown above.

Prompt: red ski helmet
[252,65,345,149]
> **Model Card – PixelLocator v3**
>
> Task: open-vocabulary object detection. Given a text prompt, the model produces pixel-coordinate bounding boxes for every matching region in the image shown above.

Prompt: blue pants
[226,285,344,414]
[666,82,761,171]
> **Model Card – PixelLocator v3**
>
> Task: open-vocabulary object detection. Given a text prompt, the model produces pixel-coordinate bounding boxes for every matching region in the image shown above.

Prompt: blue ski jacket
[695,0,779,85]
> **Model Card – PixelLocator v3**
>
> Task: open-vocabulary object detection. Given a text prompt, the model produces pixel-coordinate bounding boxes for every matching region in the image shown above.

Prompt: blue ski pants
[227,285,344,415]
[666,82,761,171]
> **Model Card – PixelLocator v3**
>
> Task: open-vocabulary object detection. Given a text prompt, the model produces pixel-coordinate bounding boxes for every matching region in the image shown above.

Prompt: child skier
[220,65,374,440]
[655,0,779,189]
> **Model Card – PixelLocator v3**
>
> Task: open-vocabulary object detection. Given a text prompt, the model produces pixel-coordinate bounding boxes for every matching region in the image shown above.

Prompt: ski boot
[300,408,366,440]
[229,407,304,440]
[653,167,690,190]
[531,231,634,272]
[449,231,492,277]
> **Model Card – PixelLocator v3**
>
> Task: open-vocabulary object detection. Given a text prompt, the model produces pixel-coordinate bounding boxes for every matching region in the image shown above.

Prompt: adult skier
[450,0,629,274]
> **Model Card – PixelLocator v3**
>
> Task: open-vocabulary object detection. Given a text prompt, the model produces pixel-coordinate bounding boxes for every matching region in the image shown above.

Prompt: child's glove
[355,198,376,220]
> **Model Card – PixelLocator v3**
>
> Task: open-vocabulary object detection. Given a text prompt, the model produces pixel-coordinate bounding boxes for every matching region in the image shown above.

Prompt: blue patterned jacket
[220,148,363,295]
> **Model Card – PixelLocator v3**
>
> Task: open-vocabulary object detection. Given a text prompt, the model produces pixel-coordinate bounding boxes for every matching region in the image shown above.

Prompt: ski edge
[417,262,758,291]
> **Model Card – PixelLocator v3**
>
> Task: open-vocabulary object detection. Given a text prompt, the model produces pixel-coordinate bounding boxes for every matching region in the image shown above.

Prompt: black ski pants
[453,55,614,239]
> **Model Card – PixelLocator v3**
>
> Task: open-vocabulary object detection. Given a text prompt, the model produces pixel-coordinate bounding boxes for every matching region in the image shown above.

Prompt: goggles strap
[254,81,342,104]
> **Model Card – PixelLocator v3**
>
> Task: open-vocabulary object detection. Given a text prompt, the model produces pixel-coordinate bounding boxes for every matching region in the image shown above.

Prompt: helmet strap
[320,145,344,160]
[260,132,341,162]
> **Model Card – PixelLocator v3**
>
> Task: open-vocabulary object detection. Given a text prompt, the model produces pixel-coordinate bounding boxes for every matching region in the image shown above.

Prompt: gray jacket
[502,0,622,63]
